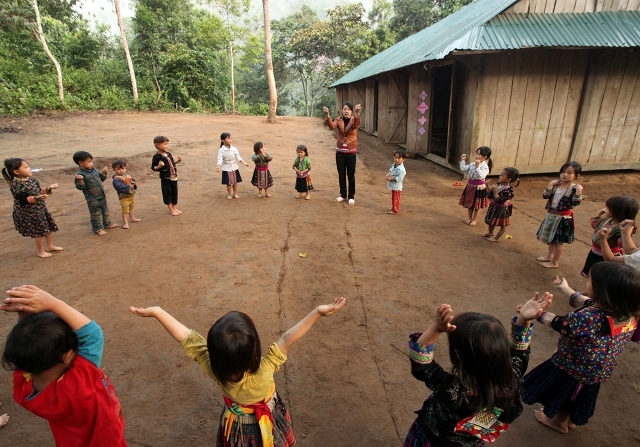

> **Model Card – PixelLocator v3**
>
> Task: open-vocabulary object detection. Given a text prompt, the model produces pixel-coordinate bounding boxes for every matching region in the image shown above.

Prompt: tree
[262,0,276,123]
[391,0,473,42]
[113,0,138,105]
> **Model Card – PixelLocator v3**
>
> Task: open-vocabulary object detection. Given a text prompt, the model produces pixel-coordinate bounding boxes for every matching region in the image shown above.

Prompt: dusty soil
[1,111,639,447]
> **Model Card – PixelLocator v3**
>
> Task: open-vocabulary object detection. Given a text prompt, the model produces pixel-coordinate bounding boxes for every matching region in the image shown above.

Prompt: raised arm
[599,228,625,262]
[129,306,191,343]
[416,303,456,347]
[619,220,638,254]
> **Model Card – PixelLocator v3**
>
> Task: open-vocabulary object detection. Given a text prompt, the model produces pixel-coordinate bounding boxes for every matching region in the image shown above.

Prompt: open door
[386,72,408,144]
[429,63,455,160]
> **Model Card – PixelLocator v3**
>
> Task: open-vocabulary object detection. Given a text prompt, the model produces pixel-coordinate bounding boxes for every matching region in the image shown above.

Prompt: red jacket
[327,116,360,152]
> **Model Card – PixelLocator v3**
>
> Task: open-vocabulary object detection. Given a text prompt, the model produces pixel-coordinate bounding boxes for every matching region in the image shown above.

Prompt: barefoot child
[1,286,126,446]
[216,132,249,199]
[130,297,346,447]
[112,160,141,229]
[251,141,273,197]
[151,136,182,216]
[483,167,519,242]
[386,149,406,214]
[74,151,119,235]
[523,263,640,433]
[536,161,583,268]
[3,158,63,258]
[459,146,492,225]
[293,144,313,200]
[404,293,551,447]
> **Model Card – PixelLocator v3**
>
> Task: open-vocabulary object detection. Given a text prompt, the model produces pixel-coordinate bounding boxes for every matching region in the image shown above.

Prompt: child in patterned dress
[459,146,493,226]
[483,167,519,242]
[216,132,249,200]
[3,158,62,258]
[251,141,273,198]
[523,263,640,433]
[293,145,313,200]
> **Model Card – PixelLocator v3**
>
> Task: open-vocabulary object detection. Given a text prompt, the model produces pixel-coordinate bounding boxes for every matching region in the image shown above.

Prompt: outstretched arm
[129,306,191,343]
[276,297,346,355]
[416,304,456,346]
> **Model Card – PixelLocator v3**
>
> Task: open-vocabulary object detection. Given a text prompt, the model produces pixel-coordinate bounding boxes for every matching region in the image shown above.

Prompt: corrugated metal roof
[332,5,640,87]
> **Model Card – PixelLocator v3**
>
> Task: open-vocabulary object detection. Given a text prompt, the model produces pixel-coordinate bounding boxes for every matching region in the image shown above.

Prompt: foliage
[391,0,473,41]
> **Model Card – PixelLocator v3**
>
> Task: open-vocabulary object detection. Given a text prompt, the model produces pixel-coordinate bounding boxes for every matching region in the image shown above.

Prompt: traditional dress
[9,177,58,238]
[459,160,490,209]
[293,156,313,193]
[217,145,245,185]
[536,184,582,244]
[251,153,274,189]
[581,216,622,277]
[484,185,514,227]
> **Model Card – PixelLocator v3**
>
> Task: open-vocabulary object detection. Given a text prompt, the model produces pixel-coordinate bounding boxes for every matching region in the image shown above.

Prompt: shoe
[348,199,355,206]
[335,197,345,202]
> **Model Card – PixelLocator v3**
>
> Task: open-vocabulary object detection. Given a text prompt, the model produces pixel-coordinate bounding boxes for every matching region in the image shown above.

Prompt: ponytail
[3,158,24,185]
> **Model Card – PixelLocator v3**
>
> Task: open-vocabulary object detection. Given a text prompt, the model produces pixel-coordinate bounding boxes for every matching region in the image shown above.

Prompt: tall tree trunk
[227,13,235,113]
[114,0,138,105]
[32,0,63,104]
[262,0,277,123]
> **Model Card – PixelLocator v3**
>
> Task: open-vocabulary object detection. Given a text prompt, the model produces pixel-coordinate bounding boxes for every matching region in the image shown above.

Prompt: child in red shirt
[1,286,126,447]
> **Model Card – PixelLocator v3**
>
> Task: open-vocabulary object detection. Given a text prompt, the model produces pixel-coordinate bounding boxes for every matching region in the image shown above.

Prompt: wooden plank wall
[452,59,478,164]
[347,82,366,129]
[504,0,640,13]
[377,75,389,142]
[364,78,375,133]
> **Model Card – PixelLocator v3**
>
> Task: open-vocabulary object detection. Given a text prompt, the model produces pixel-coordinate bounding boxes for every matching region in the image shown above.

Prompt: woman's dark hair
[589,262,640,319]
[112,160,126,169]
[153,136,169,145]
[220,132,231,148]
[3,158,25,184]
[2,312,78,374]
[207,311,261,385]
[503,166,520,187]
[253,141,264,154]
[296,144,308,156]
[605,196,639,222]
[559,161,582,177]
[476,146,493,173]
[72,151,93,165]
[447,312,517,411]
[342,102,353,112]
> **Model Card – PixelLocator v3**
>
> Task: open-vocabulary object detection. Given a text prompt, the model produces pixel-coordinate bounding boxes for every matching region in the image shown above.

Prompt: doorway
[429,64,454,160]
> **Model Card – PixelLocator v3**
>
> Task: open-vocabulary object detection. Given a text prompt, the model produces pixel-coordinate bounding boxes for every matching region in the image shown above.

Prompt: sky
[77,0,375,34]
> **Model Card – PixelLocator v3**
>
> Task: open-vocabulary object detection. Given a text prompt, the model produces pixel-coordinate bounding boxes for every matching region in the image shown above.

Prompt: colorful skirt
[523,358,600,426]
[13,203,59,238]
[484,202,512,227]
[222,170,242,185]
[295,176,313,193]
[403,419,434,447]
[459,183,489,209]
[537,213,574,244]
[251,167,274,189]
[216,392,295,447]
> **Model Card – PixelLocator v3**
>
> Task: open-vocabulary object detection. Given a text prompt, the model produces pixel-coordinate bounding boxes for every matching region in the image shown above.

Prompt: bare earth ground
[0,111,639,447]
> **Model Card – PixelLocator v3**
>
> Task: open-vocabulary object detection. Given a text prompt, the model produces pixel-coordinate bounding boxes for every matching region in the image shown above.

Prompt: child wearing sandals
[216,132,249,199]
[483,167,519,242]
[251,141,273,197]
[459,146,492,226]
[293,145,313,200]
[130,297,346,447]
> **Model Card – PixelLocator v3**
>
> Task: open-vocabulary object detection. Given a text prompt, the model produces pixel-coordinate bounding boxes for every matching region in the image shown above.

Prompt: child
[3,158,62,258]
[483,167,519,242]
[386,149,407,214]
[536,161,583,268]
[404,292,551,447]
[581,196,638,277]
[293,144,313,200]
[216,132,249,199]
[1,285,126,446]
[112,160,141,229]
[459,146,492,225]
[151,136,182,216]
[250,141,273,198]
[73,151,119,235]
[129,297,346,447]
[599,220,640,269]
[523,263,640,432]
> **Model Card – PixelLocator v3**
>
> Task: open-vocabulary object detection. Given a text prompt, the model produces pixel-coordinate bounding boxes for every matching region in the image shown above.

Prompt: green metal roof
[332,2,640,87]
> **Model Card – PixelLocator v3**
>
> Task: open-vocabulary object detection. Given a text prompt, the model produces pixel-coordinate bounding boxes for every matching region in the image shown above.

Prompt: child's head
[220,132,231,148]
[207,311,261,384]
[2,312,78,374]
[500,167,520,186]
[588,262,640,319]
[253,141,264,155]
[296,145,308,157]
[475,146,493,173]
[153,136,169,151]
[393,149,406,164]
[72,151,94,170]
[447,312,517,411]
[558,161,582,181]
[605,196,639,222]
[112,160,127,175]
[2,158,28,184]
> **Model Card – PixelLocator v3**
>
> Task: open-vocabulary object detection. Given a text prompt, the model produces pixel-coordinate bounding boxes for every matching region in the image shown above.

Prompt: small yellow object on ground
[504,235,513,239]
[298,252,307,258]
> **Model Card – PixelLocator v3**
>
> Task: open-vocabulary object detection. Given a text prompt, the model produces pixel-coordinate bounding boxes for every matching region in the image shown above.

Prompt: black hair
[296,144,308,156]
[447,312,518,411]
[605,196,639,222]
[589,262,640,319]
[220,132,231,148]
[2,158,25,184]
[476,146,493,173]
[153,136,169,145]
[342,102,353,113]
[253,141,264,154]
[207,311,261,385]
[559,161,582,177]
[2,312,78,374]
[394,149,407,159]
[72,151,93,165]
[112,160,126,169]
[503,166,520,187]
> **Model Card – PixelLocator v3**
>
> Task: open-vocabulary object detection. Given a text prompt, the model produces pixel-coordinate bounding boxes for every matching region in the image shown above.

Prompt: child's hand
[75,174,84,181]
[434,303,456,333]
[620,219,635,235]
[102,166,108,173]
[243,161,249,167]
[548,179,560,187]
[597,208,607,216]
[34,194,48,200]
[461,154,466,161]
[317,297,346,316]
[129,306,161,318]
[517,292,553,321]
[216,165,220,172]
[176,155,183,163]
[157,161,165,169]
[49,183,58,190]
[598,227,611,240]
[3,285,59,314]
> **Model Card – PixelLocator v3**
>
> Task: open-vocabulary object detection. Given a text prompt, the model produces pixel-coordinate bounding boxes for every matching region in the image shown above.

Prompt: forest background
[0,0,471,117]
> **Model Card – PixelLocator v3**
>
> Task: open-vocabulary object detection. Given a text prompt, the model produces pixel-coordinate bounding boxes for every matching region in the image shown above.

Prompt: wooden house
[331,0,640,173]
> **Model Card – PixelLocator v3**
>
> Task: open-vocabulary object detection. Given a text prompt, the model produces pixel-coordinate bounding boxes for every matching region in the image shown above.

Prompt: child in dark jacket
[151,136,182,216]
[112,160,141,229]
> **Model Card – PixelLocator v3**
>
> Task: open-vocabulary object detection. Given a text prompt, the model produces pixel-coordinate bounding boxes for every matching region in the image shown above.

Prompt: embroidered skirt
[251,168,274,189]
[403,419,434,447]
[523,358,600,426]
[216,392,295,447]
[484,203,512,227]
[294,176,313,193]
[537,213,574,244]
[222,170,242,186]
[459,183,489,209]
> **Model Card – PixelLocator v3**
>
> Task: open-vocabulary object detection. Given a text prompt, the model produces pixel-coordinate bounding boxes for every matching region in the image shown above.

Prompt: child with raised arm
[130,297,346,447]
[483,167,519,242]
[1,286,126,446]
[112,160,141,229]
[404,292,551,447]
[250,141,273,198]
[599,220,640,269]
[459,146,493,226]
[151,136,183,216]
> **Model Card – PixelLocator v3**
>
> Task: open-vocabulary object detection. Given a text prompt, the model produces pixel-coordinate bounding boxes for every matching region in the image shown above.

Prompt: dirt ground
[0,111,639,447]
